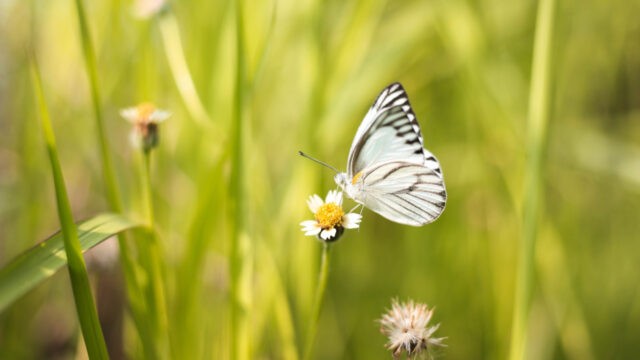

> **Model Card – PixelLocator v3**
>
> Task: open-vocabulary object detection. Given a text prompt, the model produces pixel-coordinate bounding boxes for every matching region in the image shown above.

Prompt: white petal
[149,109,171,123]
[300,220,321,236]
[305,228,322,236]
[300,220,317,227]
[300,220,318,231]
[120,108,139,122]
[307,194,324,213]
[342,213,362,229]
[320,227,336,240]
[325,190,343,206]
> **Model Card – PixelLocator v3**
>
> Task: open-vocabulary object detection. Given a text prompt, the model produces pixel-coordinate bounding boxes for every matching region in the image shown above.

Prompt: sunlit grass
[30,54,109,359]
[509,0,555,358]
[1,0,640,359]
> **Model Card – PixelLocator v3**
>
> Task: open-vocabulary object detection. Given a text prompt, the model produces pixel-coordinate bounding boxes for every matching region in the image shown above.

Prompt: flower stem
[139,151,171,359]
[508,0,555,359]
[303,242,332,360]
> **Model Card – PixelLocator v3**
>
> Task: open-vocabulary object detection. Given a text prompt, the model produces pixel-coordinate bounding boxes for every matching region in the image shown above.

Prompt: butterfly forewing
[359,161,446,226]
[336,82,446,226]
[347,83,439,177]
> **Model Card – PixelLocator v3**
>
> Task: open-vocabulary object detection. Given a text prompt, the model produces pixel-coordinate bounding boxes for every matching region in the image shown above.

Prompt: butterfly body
[334,172,365,203]
[334,83,446,226]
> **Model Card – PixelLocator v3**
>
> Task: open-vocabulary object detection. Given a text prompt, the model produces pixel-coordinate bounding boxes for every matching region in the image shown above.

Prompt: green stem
[71,0,150,354]
[141,153,155,227]
[229,0,250,359]
[30,55,109,360]
[508,0,555,359]
[73,0,120,211]
[140,151,171,359]
[303,243,332,360]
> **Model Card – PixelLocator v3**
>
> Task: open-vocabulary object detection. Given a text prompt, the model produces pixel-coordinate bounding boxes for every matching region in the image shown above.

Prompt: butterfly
[332,82,446,226]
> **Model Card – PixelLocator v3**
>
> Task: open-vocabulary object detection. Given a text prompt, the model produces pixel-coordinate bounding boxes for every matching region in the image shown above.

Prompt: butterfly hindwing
[347,83,441,177]
[359,161,446,226]
[335,82,446,226]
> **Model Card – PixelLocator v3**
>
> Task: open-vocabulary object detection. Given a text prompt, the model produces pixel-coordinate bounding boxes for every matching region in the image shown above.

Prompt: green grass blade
[73,0,121,211]
[70,1,151,355]
[229,0,251,358]
[159,12,212,127]
[509,0,556,358]
[0,213,142,313]
[29,58,109,359]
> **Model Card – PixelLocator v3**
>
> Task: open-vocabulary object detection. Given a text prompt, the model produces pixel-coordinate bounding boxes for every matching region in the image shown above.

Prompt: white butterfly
[333,82,446,226]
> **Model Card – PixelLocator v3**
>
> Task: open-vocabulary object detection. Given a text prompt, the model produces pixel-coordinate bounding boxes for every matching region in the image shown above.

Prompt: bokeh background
[1,0,640,359]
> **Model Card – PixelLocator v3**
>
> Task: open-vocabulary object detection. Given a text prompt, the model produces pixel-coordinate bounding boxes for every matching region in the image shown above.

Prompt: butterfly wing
[357,161,446,226]
[347,83,442,178]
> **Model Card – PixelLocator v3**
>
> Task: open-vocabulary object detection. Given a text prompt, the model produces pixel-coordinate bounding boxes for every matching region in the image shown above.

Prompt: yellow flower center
[315,203,344,228]
[136,102,157,121]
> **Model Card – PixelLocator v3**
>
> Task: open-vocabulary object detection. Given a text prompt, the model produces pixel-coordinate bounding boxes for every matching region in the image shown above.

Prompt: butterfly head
[334,172,364,202]
[334,172,349,189]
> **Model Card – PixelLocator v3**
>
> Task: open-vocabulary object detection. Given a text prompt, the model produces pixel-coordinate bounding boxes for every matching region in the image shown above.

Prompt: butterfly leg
[348,203,363,214]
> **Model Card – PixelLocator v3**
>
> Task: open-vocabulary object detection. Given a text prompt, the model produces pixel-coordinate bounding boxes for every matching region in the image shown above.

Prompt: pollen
[315,203,344,228]
[351,171,363,185]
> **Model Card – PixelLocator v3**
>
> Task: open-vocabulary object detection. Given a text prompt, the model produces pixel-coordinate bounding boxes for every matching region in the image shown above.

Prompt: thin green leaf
[30,56,110,359]
[0,213,142,313]
[159,11,213,127]
[73,0,121,212]
[230,1,251,359]
[509,0,556,358]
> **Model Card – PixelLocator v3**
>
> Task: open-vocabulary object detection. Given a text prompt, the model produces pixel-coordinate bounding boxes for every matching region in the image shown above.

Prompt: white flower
[300,190,362,242]
[120,102,171,152]
[379,299,445,359]
[132,0,168,19]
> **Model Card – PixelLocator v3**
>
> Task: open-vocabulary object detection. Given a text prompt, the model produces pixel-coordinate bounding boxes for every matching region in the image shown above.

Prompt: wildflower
[300,190,362,242]
[132,0,169,19]
[120,102,170,153]
[379,299,445,359]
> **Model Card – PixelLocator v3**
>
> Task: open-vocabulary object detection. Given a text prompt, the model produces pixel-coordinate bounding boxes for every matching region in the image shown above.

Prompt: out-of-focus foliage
[0,0,639,358]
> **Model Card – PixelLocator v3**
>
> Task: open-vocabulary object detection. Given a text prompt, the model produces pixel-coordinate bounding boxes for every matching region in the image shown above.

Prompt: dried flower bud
[120,102,170,153]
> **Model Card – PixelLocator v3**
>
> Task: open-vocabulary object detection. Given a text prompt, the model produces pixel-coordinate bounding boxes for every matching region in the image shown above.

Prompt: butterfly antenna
[298,151,339,173]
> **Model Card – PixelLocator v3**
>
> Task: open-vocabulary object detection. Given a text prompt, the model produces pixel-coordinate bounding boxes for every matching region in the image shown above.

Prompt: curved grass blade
[30,53,109,358]
[0,212,143,313]
[159,11,213,127]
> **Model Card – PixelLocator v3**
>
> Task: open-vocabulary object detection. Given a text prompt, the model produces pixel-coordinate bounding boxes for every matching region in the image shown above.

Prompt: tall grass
[509,0,556,358]
[229,0,251,359]
[1,0,640,359]
[30,55,109,359]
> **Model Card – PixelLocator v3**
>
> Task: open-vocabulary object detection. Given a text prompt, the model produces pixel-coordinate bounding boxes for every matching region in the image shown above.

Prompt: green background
[1,0,639,358]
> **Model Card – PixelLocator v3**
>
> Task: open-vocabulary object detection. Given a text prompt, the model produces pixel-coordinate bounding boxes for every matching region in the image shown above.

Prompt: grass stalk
[229,0,251,358]
[139,151,171,359]
[73,0,120,211]
[303,243,332,360]
[71,0,154,355]
[158,11,212,127]
[173,153,227,358]
[30,56,109,360]
[508,0,556,359]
